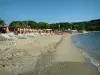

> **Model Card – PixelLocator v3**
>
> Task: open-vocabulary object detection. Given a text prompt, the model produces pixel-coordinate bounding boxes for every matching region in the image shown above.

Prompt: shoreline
[70,33,100,72]
[29,34,100,75]
[33,34,100,75]
[0,34,100,75]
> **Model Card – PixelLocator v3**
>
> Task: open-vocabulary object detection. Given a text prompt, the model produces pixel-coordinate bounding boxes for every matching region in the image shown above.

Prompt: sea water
[71,32,100,72]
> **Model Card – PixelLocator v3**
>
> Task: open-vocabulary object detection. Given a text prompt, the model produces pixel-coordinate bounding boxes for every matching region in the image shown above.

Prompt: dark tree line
[49,19,100,31]
[9,20,49,29]
[0,19,5,26]
[0,18,100,31]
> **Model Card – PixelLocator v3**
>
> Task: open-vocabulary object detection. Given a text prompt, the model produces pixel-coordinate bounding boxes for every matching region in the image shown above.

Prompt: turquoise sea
[71,32,100,72]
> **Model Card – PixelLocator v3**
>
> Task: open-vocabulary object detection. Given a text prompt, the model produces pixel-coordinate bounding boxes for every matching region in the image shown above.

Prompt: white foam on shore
[71,34,100,72]
[79,49,100,72]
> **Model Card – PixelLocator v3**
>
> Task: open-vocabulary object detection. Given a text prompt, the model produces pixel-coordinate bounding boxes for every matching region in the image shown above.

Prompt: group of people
[0,26,67,35]
[14,28,54,35]
[0,27,9,33]
[14,28,33,34]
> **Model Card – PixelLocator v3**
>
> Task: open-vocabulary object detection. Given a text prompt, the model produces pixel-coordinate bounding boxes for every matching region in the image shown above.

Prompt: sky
[0,0,100,24]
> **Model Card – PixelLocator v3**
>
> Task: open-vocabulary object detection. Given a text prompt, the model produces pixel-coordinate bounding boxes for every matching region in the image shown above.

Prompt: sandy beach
[0,34,99,75]
[31,34,99,75]
[0,35,62,75]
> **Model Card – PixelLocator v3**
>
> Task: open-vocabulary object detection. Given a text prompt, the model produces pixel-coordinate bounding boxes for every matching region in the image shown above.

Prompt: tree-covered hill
[1,18,100,31]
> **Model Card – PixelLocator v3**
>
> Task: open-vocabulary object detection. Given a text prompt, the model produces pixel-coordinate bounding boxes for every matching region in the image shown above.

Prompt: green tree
[37,22,48,29]
[27,20,37,28]
[0,19,5,26]
[8,19,100,31]
[9,20,37,28]
[9,21,24,28]
[49,23,59,29]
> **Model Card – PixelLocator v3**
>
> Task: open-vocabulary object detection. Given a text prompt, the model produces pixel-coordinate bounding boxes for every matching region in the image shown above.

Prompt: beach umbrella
[6,27,9,33]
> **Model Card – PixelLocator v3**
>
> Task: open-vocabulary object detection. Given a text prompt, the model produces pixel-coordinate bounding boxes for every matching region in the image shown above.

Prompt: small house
[0,26,9,33]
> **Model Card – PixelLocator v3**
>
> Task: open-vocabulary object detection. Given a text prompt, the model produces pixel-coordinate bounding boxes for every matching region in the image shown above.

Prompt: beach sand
[0,34,99,75]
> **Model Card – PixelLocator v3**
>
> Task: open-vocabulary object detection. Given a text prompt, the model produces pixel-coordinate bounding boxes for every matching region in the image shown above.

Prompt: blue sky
[0,0,100,24]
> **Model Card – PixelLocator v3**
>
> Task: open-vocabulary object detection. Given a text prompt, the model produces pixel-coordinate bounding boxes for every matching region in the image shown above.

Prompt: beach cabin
[78,30,87,33]
[0,26,9,33]
[45,29,52,33]
[83,30,88,33]
[72,30,78,33]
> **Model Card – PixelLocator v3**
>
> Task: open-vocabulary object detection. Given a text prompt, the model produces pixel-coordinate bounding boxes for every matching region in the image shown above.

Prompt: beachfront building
[77,30,87,33]
[45,29,52,33]
[0,26,9,33]
[0,25,57,35]
[72,30,78,33]
[83,30,88,33]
